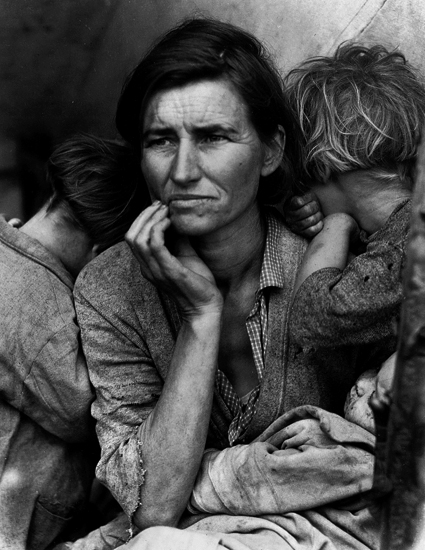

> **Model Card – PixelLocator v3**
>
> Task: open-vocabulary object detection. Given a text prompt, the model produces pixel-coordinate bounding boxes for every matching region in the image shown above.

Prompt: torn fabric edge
[126,436,146,541]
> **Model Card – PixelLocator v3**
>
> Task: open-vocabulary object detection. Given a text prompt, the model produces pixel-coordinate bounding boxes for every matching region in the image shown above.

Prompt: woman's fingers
[147,218,188,279]
[125,202,171,280]
[268,419,326,449]
[126,203,168,252]
[125,203,220,310]
[125,201,165,246]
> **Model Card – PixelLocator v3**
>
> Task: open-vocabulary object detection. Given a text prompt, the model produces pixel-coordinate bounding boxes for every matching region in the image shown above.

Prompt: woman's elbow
[133,502,184,531]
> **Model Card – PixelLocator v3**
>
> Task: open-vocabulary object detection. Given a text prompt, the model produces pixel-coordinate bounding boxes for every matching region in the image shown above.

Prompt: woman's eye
[144,137,172,148]
[204,134,227,144]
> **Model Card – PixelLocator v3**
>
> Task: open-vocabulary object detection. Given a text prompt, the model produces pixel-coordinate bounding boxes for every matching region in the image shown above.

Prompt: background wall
[1,0,424,218]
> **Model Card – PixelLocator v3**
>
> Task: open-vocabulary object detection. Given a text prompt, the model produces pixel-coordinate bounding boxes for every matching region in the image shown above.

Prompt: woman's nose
[170,140,201,185]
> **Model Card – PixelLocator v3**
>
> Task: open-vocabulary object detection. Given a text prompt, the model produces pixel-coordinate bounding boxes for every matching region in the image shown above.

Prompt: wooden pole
[381,141,425,549]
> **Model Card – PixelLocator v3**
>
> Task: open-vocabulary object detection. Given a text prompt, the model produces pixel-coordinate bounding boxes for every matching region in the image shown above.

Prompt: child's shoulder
[367,198,411,246]
[384,199,411,231]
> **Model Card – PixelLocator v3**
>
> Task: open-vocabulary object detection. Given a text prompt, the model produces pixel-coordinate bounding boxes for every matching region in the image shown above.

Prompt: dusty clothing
[123,506,380,550]
[74,209,395,522]
[189,405,376,516]
[53,514,130,550]
[291,200,410,348]
[0,218,96,550]
[120,406,381,550]
[56,409,381,550]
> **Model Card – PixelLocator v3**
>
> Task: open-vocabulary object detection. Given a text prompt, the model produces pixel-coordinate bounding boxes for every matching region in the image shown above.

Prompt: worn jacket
[0,218,96,550]
[74,209,397,521]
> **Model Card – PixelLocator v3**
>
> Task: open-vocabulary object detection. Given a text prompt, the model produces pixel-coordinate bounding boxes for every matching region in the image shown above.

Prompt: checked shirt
[215,213,286,445]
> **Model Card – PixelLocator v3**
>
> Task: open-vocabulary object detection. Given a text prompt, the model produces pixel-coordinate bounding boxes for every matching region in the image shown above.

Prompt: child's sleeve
[290,233,405,347]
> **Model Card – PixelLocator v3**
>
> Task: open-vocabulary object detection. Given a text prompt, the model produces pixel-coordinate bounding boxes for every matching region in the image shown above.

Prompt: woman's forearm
[133,310,222,530]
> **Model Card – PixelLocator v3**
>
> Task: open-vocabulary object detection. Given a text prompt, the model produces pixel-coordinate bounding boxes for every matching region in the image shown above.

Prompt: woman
[74,19,393,549]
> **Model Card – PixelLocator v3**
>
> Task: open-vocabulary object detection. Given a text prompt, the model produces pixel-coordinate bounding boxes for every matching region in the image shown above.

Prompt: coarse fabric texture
[0,218,96,550]
[53,514,130,550]
[117,405,381,550]
[58,406,382,550]
[291,200,411,347]
[216,213,294,445]
[120,509,379,550]
[189,405,376,517]
[73,208,397,523]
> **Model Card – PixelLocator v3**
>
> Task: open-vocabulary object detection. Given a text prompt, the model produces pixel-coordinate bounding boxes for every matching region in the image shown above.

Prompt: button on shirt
[215,213,286,445]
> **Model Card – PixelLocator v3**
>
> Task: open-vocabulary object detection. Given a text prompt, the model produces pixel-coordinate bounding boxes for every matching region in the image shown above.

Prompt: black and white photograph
[1,1,424,549]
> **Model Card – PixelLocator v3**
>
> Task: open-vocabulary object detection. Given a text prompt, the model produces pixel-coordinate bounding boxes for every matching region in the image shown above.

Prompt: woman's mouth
[168,196,213,208]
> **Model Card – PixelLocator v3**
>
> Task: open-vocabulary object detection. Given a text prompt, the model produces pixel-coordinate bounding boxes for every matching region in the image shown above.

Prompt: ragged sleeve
[73,249,165,518]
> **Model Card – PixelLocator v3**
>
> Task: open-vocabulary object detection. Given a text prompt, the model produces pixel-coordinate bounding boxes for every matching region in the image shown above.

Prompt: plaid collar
[258,210,286,292]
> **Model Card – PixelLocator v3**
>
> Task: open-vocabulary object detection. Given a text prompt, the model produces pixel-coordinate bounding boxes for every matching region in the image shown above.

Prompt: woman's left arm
[190,414,376,516]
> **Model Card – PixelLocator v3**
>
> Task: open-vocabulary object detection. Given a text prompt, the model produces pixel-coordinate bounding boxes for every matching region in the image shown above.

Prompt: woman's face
[140,79,273,237]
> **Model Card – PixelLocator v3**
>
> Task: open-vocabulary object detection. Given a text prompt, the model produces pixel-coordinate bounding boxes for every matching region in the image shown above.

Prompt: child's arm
[290,203,410,348]
[294,213,359,295]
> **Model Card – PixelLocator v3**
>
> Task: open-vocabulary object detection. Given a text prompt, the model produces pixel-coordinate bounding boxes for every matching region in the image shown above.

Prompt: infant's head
[344,353,397,433]
[344,368,378,432]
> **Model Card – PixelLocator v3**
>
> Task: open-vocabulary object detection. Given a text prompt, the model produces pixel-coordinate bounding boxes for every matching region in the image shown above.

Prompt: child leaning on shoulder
[283,43,425,353]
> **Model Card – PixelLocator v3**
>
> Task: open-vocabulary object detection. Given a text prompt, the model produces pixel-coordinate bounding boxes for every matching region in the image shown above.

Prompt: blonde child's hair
[285,43,425,188]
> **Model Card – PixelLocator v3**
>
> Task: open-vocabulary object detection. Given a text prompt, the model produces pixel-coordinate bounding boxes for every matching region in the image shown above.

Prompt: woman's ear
[261,125,286,177]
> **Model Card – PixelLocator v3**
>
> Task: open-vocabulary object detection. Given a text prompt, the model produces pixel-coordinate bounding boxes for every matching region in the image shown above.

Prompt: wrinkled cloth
[0,218,96,550]
[123,523,296,550]
[73,209,396,521]
[190,405,376,516]
[121,514,378,550]
[116,406,381,550]
[291,200,410,348]
[53,513,130,550]
[73,209,306,518]
[58,410,382,550]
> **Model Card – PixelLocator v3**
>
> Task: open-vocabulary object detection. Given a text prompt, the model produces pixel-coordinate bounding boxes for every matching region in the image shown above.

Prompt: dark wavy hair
[285,43,425,189]
[115,17,302,205]
[46,134,148,251]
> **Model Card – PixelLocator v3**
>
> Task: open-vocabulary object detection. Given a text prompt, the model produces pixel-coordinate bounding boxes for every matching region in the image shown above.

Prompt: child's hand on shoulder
[284,191,324,238]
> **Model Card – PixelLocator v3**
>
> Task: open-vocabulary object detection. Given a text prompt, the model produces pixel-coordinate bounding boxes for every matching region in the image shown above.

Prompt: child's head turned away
[344,353,396,433]
[285,43,425,191]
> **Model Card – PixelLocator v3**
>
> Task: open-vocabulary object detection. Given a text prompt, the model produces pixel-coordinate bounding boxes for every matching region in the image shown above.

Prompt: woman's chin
[169,214,213,237]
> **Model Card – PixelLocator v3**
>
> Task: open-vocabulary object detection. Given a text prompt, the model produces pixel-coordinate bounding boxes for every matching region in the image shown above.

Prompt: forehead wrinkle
[144,83,247,134]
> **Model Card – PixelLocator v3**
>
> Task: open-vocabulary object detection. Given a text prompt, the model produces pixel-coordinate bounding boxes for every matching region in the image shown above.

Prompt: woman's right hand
[126,202,223,529]
[125,201,223,318]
